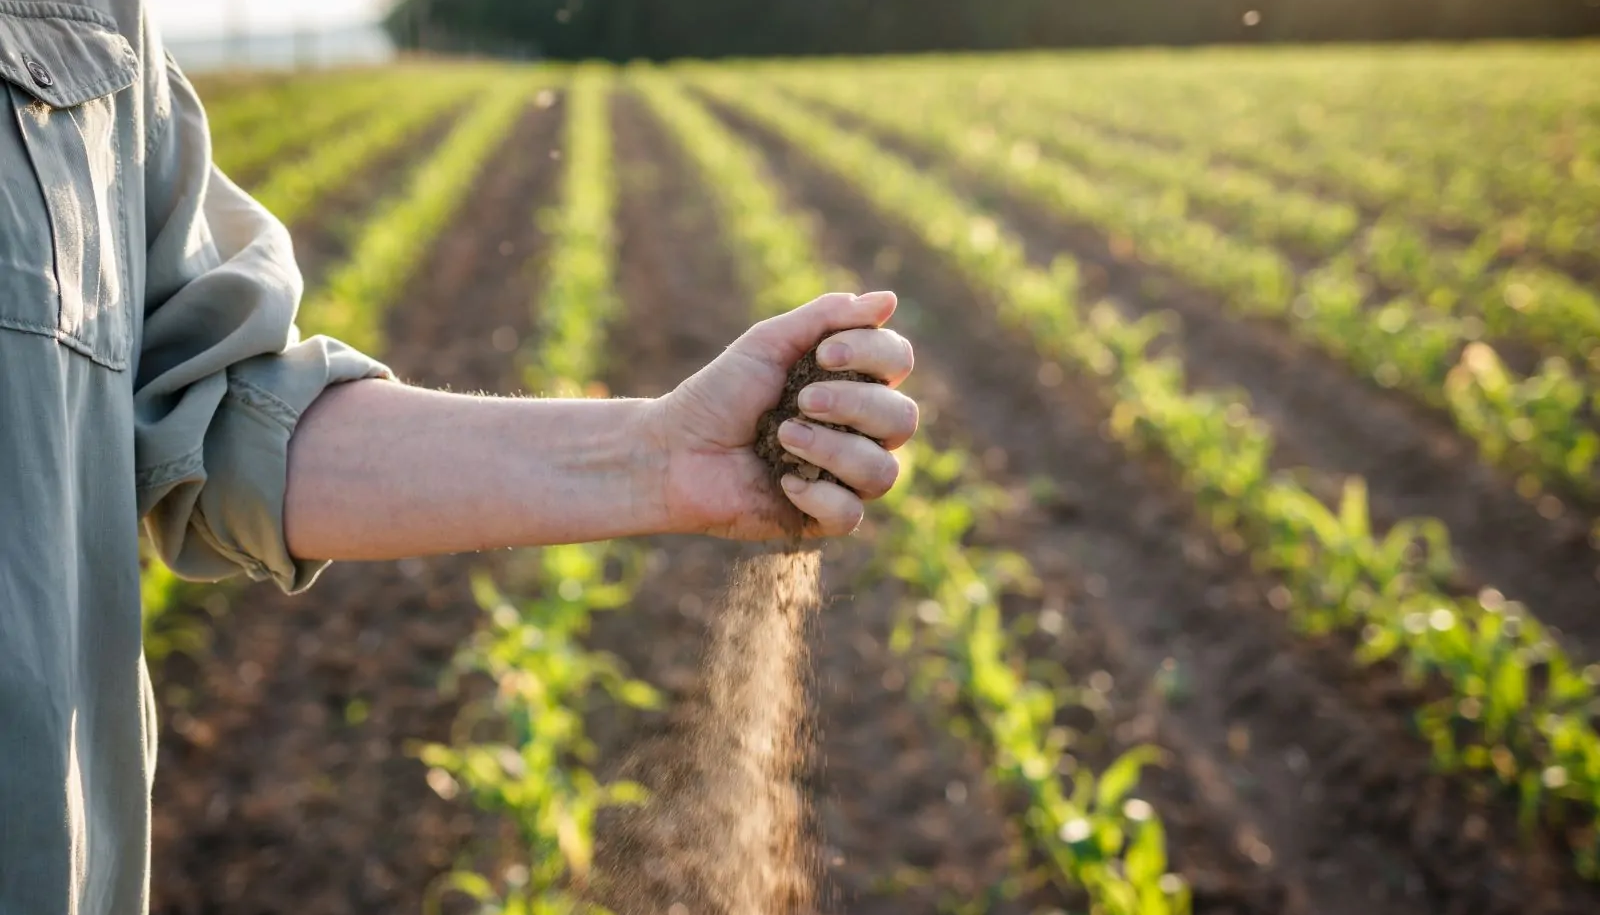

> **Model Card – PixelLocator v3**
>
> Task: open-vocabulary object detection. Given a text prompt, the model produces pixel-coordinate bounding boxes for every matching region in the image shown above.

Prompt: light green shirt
[0,4,390,912]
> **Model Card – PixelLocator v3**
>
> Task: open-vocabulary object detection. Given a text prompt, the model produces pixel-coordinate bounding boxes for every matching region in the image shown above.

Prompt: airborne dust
[589,549,822,915]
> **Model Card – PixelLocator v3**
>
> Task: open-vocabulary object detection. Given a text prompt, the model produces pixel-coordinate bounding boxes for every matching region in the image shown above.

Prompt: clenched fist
[642,291,918,539]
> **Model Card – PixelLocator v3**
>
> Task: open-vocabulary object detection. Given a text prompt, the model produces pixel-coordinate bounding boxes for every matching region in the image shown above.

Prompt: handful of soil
[755,335,887,504]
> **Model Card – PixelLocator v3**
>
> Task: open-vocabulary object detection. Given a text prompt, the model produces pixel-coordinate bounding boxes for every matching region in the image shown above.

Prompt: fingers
[781,476,865,537]
[742,291,899,366]
[815,326,914,387]
[797,382,919,449]
[779,420,900,499]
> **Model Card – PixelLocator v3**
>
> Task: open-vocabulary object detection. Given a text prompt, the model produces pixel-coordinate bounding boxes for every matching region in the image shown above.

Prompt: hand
[643,291,918,539]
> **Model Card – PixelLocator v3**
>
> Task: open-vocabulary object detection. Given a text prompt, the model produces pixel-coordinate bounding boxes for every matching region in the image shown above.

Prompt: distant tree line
[382,0,1600,60]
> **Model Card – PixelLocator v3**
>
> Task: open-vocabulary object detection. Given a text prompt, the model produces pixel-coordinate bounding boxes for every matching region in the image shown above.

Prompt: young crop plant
[300,78,539,354]
[1445,343,1600,503]
[697,72,1600,878]
[645,67,1186,910]
[421,548,658,915]
[526,66,619,396]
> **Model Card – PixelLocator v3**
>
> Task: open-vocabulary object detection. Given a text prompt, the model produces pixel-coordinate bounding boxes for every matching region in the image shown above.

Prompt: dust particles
[587,549,823,915]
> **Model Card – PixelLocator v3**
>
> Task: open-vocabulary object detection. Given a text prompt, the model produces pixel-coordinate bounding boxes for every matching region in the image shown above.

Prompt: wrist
[623,395,680,536]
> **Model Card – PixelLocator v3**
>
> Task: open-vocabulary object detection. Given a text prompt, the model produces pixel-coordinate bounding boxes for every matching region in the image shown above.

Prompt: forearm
[283,379,671,561]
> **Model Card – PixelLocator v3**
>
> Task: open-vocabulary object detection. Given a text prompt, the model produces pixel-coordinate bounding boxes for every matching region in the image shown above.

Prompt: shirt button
[24,56,51,88]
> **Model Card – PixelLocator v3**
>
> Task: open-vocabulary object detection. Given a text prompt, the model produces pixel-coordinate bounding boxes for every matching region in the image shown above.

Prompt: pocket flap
[0,4,136,109]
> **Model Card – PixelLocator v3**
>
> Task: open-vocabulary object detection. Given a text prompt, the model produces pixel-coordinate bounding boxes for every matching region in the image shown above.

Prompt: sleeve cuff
[197,334,393,593]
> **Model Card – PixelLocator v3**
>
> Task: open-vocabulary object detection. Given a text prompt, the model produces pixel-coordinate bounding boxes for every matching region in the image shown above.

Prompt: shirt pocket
[0,5,137,370]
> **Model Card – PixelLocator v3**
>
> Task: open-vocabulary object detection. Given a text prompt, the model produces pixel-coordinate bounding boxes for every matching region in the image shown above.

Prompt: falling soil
[589,340,874,913]
[590,549,823,915]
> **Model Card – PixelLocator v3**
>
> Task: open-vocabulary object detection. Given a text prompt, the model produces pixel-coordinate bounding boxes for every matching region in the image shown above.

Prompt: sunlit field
[152,44,1600,915]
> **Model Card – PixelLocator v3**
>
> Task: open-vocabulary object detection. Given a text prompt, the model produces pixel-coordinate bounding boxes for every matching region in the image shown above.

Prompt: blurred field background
[142,2,1600,914]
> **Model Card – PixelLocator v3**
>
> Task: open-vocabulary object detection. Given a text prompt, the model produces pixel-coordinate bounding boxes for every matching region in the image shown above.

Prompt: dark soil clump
[755,339,884,496]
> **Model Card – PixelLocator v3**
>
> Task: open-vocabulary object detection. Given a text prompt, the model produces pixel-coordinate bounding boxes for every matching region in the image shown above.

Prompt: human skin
[282,291,918,560]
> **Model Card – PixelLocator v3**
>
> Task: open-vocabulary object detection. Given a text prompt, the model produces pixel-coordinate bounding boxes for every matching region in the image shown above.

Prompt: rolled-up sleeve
[134,54,391,593]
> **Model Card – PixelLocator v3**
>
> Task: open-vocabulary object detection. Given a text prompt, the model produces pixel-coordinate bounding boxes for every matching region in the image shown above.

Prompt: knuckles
[807,384,920,441]
[810,291,859,316]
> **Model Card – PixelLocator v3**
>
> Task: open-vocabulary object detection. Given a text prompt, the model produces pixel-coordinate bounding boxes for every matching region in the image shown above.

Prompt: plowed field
[147,48,1600,915]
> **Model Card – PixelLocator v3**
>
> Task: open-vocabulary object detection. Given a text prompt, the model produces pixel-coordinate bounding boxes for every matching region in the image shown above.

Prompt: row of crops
[161,44,1600,911]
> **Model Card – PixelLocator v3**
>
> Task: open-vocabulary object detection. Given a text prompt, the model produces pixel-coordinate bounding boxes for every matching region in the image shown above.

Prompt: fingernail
[781,475,806,494]
[798,385,832,413]
[853,291,893,307]
[817,342,849,368]
[780,420,814,447]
